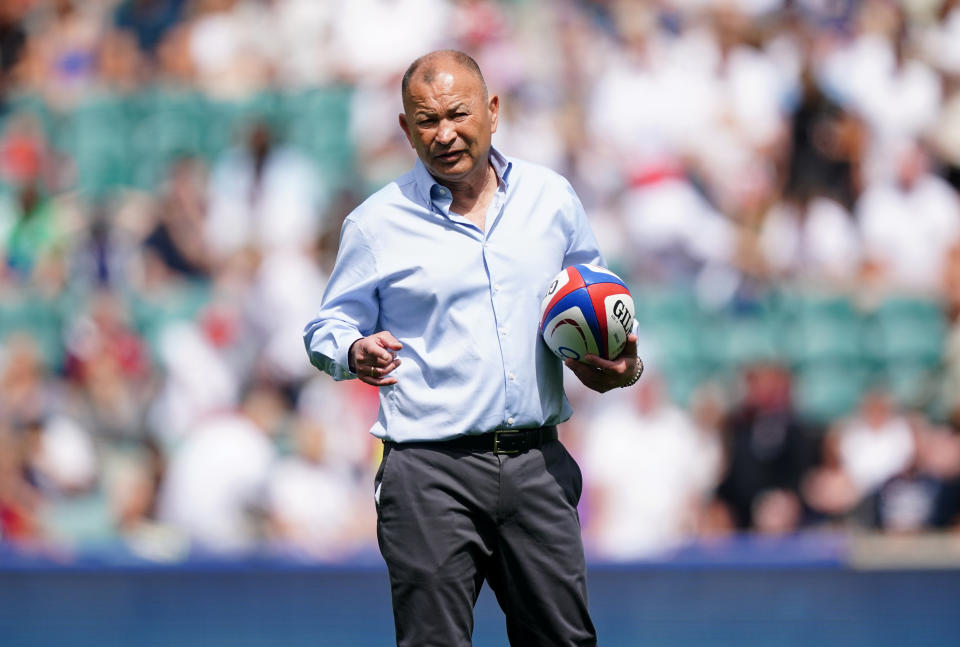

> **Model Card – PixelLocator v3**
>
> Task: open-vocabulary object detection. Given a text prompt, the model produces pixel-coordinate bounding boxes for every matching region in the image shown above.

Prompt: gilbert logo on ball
[539,264,635,361]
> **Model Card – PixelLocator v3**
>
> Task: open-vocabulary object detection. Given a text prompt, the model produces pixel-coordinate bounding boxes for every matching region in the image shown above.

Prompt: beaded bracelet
[622,357,644,388]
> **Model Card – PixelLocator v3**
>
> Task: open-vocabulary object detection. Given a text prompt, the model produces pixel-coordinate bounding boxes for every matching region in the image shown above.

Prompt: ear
[488,94,500,134]
[398,113,414,148]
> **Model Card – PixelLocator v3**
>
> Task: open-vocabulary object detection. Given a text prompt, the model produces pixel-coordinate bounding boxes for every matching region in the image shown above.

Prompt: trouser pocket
[374,442,394,511]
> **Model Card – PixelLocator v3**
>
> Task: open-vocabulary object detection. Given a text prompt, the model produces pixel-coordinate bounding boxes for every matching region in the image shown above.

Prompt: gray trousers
[374,438,597,647]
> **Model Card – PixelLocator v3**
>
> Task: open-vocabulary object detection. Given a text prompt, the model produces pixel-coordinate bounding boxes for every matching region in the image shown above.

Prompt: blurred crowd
[2,0,960,563]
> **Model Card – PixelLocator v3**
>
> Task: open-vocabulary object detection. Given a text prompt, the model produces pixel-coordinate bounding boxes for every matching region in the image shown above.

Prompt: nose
[436,119,456,146]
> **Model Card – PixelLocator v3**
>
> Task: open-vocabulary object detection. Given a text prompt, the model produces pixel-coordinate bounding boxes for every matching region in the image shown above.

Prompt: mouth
[434,150,464,164]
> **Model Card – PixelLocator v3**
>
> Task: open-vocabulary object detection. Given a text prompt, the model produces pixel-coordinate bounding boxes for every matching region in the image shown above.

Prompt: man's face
[399,64,499,185]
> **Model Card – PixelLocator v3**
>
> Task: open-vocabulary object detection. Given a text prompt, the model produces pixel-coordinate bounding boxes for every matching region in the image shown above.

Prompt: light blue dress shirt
[303,148,603,442]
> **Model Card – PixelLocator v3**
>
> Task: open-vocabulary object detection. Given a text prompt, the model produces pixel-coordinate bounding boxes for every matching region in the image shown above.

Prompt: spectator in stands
[583,372,720,559]
[0,420,40,542]
[185,0,275,100]
[619,160,737,287]
[783,66,863,213]
[113,0,187,60]
[0,180,63,282]
[105,436,183,560]
[246,235,328,382]
[268,0,338,88]
[759,193,861,287]
[266,415,373,558]
[716,362,815,531]
[205,119,325,264]
[16,0,105,110]
[142,155,211,281]
[95,26,144,94]
[0,334,56,429]
[856,140,960,295]
[295,374,381,484]
[326,0,451,83]
[156,381,284,554]
[801,427,863,528]
[62,290,151,439]
[835,387,915,498]
[67,203,129,290]
[868,415,960,532]
[819,1,941,185]
[0,1,28,112]
[153,14,194,85]
[146,319,240,447]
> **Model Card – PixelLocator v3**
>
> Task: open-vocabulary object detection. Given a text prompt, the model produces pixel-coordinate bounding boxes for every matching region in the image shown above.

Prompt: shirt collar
[413,146,513,212]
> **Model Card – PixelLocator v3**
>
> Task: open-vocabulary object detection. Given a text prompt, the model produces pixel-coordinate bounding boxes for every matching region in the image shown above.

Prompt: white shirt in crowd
[760,197,861,284]
[820,33,941,185]
[837,414,914,495]
[856,172,960,293]
[267,456,359,557]
[583,389,720,560]
[205,145,324,259]
[157,413,274,553]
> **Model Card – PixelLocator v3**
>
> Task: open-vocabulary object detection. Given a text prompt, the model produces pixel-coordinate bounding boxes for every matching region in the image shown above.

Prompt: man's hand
[565,333,640,393]
[350,332,403,386]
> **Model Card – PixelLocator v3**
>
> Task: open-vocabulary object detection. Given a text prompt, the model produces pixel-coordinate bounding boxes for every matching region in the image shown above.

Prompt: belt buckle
[493,429,522,455]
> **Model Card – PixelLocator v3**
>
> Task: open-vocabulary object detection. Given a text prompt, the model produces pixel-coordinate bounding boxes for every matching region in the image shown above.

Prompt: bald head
[401,50,487,111]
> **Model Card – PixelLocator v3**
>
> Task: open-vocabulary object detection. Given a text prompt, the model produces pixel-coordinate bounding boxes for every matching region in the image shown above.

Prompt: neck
[439,158,495,202]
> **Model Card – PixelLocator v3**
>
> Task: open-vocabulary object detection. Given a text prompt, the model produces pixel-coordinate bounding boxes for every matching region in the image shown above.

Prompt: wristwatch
[622,357,644,388]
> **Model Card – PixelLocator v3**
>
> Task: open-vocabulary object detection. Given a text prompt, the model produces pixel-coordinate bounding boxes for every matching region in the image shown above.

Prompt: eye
[417,117,437,127]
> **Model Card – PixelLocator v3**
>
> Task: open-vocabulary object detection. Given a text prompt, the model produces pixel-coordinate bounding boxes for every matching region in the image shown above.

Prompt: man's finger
[376,331,403,352]
[579,354,601,368]
[565,358,603,382]
[362,340,396,363]
[565,357,622,392]
[583,354,630,377]
[619,333,638,357]
[358,357,401,384]
[372,354,400,368]
[360,374,399,387]
[358,365,400,387]
[372,358,401,375]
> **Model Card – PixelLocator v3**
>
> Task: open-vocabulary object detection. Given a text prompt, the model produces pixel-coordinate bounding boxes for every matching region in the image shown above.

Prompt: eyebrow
[415,103,470,117]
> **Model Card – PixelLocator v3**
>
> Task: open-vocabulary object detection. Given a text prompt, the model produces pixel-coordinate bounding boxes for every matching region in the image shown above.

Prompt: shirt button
[508,372,516,381]
[493,284,500,292]
[438,187,447,195]
[499,327,508,335]
[507,417,515,425]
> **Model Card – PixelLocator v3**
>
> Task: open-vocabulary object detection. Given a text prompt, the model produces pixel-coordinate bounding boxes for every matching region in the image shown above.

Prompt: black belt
[386,426,558,455]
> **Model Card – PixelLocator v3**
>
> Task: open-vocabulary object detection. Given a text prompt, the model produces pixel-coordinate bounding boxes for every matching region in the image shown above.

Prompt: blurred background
[2,0,960,645]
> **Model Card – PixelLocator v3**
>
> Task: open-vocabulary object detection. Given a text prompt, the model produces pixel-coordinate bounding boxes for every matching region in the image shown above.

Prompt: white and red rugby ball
[539,264,635,361]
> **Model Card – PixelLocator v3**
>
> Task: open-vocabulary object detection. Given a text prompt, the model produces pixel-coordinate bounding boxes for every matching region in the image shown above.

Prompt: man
[304,50,642,647]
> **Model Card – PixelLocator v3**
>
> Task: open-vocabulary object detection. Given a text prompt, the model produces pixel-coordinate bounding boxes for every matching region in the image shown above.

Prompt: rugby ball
[539,264,635,361]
